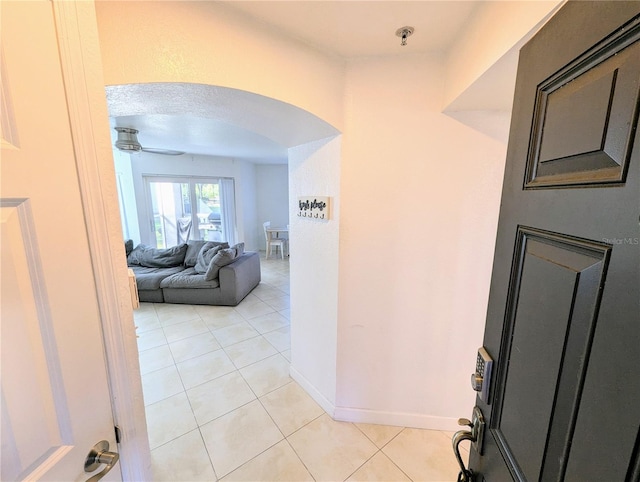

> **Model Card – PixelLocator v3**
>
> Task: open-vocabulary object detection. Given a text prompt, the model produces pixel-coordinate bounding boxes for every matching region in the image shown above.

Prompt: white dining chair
[263,221,286,259]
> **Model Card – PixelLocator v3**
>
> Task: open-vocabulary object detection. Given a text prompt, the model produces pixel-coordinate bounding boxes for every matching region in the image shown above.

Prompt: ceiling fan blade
[140,147,185,156]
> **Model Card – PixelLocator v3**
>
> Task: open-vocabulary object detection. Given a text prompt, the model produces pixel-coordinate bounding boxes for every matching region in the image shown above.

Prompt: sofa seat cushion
[160,268,221,289]
[130,266,185,290]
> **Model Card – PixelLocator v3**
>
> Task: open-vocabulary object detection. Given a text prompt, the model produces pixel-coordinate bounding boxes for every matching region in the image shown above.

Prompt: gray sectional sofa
[125,239,261,306]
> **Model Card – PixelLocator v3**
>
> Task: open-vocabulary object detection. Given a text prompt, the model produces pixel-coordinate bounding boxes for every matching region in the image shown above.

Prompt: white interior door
[1,1,122,481]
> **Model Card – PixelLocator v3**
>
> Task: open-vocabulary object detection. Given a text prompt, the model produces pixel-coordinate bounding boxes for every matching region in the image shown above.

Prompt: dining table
[265,226,289,238]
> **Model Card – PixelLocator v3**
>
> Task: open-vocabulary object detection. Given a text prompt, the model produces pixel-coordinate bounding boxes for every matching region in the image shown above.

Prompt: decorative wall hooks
[298,196,330,220]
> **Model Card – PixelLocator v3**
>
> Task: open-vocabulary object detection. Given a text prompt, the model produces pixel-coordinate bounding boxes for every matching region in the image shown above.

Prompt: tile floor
[135,255,467,481]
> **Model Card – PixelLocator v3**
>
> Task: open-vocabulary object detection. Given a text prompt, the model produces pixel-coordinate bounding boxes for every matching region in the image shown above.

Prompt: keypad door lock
[471,347,493,404]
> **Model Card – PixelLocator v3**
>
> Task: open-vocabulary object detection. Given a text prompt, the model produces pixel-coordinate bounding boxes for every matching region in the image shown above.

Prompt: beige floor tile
[234,300,276,320]
[194,304,236,318]
[151,429,217,482]
[260,382,324,436]
[139,344,174,375]
[246,312,289,334]
[221,440,313,482]
[239,354,291,397]
[176,349,236,390]
[440,430,468,454]
[187,371,256,426]
[202,310,247,330]
[251,285,288,302]
[279,309,291,320]
[269,280,290,293]
[382,428,461,481]
[135,302,156,313]
[281,349,291,362]
[141,365,184,406]
[169,332,222,363]
[224,336,278,369]
[145,392,198,449]
[134,314,161,333]
[287,414,378,481]
[201,400,284,478]
[163,318,209,343]
[212,321,260,347]
[263,326,290,352]
[346,451,410,482]
[156,305,200,327]
[236,292,261,306]
[355,423,404,448]
[264,295,290,312]
[137,327,167,352]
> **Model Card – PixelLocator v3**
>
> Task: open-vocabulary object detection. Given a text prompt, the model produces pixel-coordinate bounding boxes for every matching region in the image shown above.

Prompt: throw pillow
[204,247,237,281]
[194,244,223,274]
[231,242,245,257]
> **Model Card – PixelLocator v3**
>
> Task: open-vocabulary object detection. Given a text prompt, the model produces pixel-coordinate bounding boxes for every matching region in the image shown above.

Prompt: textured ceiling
[107,83,339,163]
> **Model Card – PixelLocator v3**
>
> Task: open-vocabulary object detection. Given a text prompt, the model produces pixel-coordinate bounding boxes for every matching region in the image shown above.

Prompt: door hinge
[114,425,122,444]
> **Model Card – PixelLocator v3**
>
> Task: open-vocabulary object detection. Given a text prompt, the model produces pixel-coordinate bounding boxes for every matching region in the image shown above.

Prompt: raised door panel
[491,228,610,481]
[525,22,640,188]
[1,201,73,480]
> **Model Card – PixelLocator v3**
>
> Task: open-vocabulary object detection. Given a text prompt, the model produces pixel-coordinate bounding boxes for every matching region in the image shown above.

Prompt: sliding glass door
[145,176,236,248]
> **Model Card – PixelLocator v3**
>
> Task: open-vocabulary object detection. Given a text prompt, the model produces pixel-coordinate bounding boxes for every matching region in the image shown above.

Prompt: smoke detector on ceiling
[395,26,414,46]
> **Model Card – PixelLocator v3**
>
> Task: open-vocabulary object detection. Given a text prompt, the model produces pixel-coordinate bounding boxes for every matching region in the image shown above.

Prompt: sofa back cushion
[194,244,223,273]
[127,243,188,268]
[124,239,134,256]
[203,248,238,281]
[185,240,230,267]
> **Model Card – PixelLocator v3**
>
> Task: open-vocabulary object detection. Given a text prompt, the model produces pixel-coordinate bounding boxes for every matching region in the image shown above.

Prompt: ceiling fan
[114,127,185,156]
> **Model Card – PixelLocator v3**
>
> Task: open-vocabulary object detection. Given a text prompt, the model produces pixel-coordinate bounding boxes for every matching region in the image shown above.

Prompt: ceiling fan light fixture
[114,127,142,153]
[113,126,185,156]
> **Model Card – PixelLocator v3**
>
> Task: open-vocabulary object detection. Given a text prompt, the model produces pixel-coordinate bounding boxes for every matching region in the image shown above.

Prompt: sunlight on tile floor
[136,254,467,481]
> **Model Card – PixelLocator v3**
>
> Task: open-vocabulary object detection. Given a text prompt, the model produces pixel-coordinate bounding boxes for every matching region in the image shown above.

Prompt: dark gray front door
[467,2,640,481]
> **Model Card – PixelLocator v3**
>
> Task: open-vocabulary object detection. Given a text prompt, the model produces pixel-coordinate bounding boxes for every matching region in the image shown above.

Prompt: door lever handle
[458,418,472,428]
[452,407,485,482]
[84,440,119,482]
[453,429,475,481]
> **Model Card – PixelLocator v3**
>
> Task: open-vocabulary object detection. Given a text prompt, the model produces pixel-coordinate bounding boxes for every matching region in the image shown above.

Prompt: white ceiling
[221,1,480,59]
[107,1,484,163]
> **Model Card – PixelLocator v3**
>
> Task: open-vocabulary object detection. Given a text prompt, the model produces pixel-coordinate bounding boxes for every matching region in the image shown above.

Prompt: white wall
[336,54,506,429]
[443,0,563,109]
[289,136,342,412]
[128,153,261,251]
[255,164,289,249]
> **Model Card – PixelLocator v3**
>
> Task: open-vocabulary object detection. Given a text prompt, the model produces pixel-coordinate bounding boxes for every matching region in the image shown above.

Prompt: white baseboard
[289,365,336,417]
[290,366,463,432]
[333,406,461,432]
